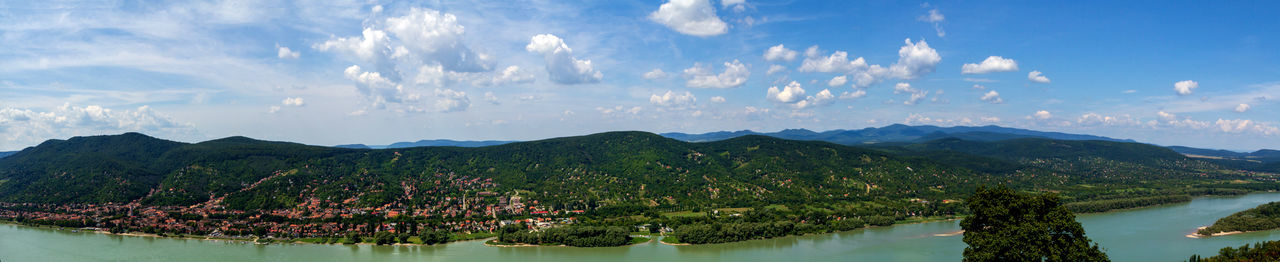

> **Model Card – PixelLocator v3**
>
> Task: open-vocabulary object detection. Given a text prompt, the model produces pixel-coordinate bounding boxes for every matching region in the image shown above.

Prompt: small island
[1195,201,1280,237]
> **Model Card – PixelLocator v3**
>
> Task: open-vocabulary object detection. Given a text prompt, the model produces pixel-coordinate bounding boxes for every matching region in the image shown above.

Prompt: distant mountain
[385,139,514,148]
[661,124,1133,145]
[333,139,515,149]
[1167,146,1280,163]
[0,151,14,159]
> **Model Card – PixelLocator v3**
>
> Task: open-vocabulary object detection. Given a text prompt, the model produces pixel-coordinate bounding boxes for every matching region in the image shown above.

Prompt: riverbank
[1187,226,1246,238]
[484,236,652,247]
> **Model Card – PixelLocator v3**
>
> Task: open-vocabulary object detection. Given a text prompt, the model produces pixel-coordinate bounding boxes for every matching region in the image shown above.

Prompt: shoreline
[1186,226,1246,238]
[484,236,653,248]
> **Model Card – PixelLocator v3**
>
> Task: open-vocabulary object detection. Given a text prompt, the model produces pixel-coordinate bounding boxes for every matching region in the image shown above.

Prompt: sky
[1,0,1278,151]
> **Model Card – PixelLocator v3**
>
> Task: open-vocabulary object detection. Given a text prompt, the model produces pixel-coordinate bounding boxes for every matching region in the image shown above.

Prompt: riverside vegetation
[1,129,1278,247]
[1198,201,1280,236]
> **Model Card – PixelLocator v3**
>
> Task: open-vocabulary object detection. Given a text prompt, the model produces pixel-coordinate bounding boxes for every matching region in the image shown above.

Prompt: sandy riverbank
[1186,226,1244,238]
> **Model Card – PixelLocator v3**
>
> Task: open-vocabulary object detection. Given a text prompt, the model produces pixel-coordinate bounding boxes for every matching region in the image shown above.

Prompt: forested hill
[0,131,999,209]
[0,131,1257,212]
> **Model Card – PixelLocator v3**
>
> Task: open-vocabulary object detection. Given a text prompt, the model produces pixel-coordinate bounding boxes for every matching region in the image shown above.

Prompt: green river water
[5,193,1280,261]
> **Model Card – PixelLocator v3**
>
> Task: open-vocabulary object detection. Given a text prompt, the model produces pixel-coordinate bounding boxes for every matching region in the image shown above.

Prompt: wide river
[5,193,1280,261]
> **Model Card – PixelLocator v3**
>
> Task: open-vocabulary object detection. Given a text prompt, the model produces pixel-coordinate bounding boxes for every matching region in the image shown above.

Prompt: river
[4,193,1280,261]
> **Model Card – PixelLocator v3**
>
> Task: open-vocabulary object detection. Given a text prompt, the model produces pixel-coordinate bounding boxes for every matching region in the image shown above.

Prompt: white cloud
[317,8,493,78]
[918,8,945,23]
[0,104,197,150]
[799,39,940,88]
[918,9,945,37]
[892,82,928,105]
[972,84,986,90]
[484,92,500,105]
[768,81,806,104]
[343,64,407,108]
[763,44,798,62]
[828,76,848,87]
[267,106,281,114]
[1215,119,1279,135]
[964,78,997,83]
[1032,110,1052,120]
[840,89,867,99]
[277,46,300,59]
[766,64,787,75]
[650,90,698,108]
[722,0,747,8]
[710,96,726,103]
[433,88,470,113]
[889,38,941,79]
[765,81,834,109]
[643,69,669,80]
[961,56,1019,74]
[1236,103,1251,112]
[649,0,729,37]
[384,8,492,72]
[1123,89,1138,94]
[683,60,750,88]
[980,90,1003,104]
[799,50,868,73]
[1028,70,1051,83]
[526,34,603,84]
[1175,80,1198,96]
[282,97,305,107]
[1157,111,1177,121]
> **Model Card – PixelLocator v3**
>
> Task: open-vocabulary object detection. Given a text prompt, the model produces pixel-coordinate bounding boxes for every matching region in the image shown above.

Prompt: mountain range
[1,126,1273,211]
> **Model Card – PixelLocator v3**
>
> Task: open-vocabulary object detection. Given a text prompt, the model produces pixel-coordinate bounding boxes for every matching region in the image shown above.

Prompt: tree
[960,185,1109,262]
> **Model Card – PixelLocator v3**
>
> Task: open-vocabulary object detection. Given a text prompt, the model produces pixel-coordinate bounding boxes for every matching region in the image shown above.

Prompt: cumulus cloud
[840,89,867,99]
[526,34,603,84]
[643,69,669,80]
[650,90,698,108]
[316,8,526,112]
[1028,70,1051,83]
[799,50,868,73]
[972,84,986,90]
[1215,119,1279,135]
[649,0,728,37]
[828,75,848,87]
[798,39,940,88]
[277,46,300,59]
[766,64,786,75]
[1157,111,1177,121]
[282,97,305,107]
[0,104,196,150]
[766,81,834,109]
[683,60,749,88]
[433,88,470,113]
[1032,110,1052,120]
[980,90,1003,104]
[763,44,798,62]
[1175,80,1198,96]
[384,8,492,72]
[892,82,928,105]
[961,56,1019,74]
[1236,103,1251,112]
[344,65,403,108]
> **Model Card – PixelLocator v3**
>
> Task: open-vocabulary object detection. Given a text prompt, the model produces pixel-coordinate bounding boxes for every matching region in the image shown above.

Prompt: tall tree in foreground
[961,185,1109,262]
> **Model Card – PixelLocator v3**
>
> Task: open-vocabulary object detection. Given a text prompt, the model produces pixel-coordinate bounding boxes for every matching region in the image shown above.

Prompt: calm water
[5,193,1280,261]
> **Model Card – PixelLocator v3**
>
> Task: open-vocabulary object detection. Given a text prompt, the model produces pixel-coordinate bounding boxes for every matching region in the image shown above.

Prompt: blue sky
[1,0,1278,151]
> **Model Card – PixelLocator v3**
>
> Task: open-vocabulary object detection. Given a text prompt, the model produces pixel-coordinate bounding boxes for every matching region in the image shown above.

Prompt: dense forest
[1198,201,1280,236]
[1189,240,1280,262]
[496,224,632,247]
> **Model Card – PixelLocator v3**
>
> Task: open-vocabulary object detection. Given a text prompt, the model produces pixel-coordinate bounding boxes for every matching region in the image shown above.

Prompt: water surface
[4,193,1280,261]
